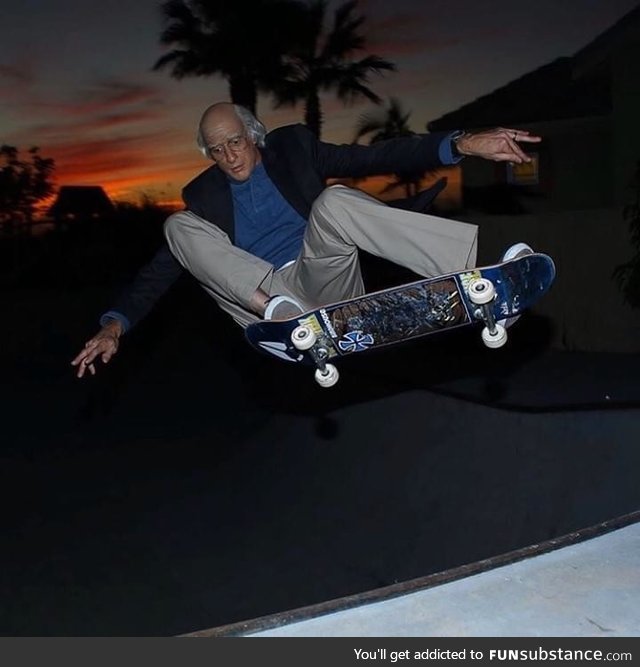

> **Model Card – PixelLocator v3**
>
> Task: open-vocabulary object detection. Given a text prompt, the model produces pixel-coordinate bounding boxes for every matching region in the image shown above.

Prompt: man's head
[197,103,266,182]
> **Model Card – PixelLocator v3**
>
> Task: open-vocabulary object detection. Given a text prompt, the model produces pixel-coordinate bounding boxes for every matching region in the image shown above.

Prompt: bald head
[200,102,237,131]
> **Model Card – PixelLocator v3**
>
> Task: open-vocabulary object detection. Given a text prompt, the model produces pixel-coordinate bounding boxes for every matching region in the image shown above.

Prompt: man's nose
[223,145,237,162]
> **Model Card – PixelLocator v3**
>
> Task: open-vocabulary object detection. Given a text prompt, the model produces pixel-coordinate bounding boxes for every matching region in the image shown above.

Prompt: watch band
[450,130,467,159]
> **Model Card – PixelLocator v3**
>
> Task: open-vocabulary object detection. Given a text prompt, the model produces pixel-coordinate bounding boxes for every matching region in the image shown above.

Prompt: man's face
[201,107,261,182]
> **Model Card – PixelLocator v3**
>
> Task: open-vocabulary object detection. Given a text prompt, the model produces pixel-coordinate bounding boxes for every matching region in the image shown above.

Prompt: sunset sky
[2,0,638,206]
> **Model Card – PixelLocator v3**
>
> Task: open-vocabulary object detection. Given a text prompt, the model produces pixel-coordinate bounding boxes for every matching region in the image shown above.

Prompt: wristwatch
[450,130,468,159]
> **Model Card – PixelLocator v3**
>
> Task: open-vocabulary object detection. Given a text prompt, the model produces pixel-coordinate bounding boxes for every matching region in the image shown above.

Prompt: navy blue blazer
[107,124,451,329]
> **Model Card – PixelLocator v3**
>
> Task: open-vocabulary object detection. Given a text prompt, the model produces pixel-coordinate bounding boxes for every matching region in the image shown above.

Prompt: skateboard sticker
[338,331,375,352]
[300,312,339,359]
[459,270,481,290]
[300,313,325,335]
[325,279,468,349]
[257,340,303,363]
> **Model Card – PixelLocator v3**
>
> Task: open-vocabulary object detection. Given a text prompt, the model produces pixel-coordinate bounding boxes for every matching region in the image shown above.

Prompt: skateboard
[245,251,556,387]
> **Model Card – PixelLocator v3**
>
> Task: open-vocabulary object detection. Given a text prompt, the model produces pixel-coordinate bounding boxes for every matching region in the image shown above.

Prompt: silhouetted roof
[427,57,611,132]
[428,4,640,132]
[572,4,640,77]
[49,186,114,218]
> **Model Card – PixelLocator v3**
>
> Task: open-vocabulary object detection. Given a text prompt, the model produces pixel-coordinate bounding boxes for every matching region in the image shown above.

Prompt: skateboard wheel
[315,363,339,388]
[291,325,317,350]
[468,278,496,305]
[481,323,508,349]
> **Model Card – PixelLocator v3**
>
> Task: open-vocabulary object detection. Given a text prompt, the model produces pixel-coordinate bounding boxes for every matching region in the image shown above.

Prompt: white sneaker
[498,242,534,328]
[264,294,305,321]
[502,242,534,263]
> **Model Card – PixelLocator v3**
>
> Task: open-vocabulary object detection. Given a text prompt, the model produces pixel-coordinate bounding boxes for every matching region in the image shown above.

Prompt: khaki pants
[165,185,478,328]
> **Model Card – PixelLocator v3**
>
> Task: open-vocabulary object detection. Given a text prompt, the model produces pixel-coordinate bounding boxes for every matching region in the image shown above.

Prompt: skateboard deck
[245,251,556,386]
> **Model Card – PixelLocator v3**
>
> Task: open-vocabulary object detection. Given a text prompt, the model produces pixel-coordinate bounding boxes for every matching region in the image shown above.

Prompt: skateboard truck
[467,278,508,348]
[291,325,340,388]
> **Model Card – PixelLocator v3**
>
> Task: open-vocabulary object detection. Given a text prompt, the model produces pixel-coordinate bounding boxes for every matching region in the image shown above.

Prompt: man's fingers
[75,357,97,378]
[499,133,532,162]
[82,348,100,365]
[72,339,99,365]
[72,333,119,378]
[493,151,526,163]
[507,145,530,162]
[71,346,101,369]
[501,128,541,144]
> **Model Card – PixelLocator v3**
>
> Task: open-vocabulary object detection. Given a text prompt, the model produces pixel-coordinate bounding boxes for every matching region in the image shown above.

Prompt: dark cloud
[0,63,35,84]
[27,78,163,118]
[366,13,509,58]
[30,109,164,138]
[0,61,37,102]
[9,77,167,155]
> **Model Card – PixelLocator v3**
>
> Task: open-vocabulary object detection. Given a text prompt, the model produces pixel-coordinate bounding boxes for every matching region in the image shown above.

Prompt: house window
[507,153,539,185]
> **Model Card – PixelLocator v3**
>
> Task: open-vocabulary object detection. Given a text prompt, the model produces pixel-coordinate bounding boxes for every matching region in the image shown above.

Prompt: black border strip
[182,510,640,637]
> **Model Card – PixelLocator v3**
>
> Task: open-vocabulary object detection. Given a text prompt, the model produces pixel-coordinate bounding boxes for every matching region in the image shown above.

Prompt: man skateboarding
[72,101,541,378]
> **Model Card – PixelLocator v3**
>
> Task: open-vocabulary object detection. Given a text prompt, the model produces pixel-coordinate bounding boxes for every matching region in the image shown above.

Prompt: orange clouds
[47,134,205,203]
[2,72,207,204]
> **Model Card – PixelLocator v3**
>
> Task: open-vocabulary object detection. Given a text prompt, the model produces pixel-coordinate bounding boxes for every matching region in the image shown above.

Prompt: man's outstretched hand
[71,319,123,378]
[455,127,541,164]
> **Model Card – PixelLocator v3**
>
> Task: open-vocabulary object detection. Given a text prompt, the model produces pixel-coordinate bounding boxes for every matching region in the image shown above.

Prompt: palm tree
[353,97,424,197]
[272,0,396,137]
[153,0,306,114]
[353,96,413,143]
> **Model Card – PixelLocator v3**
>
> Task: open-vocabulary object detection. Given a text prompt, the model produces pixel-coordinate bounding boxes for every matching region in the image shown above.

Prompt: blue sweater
[230,162,306,269]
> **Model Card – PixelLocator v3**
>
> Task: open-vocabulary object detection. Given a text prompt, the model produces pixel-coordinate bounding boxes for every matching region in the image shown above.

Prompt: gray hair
[197,104,267,159]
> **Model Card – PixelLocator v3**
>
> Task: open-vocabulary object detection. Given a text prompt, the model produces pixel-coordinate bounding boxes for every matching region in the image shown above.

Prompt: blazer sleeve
[101,167,219,331]
[107,243,184,330]
[291,124,451,180]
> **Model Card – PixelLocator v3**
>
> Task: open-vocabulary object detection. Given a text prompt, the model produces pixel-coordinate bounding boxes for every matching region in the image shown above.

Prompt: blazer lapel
[204,168,236,242]
[262,147,310,219]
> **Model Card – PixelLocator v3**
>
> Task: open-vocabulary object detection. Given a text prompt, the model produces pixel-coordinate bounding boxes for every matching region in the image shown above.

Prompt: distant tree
[614,160,640,308]
[272,0,396,137]
[353,96,413,143]
[0,146,55,236]
[153,0,306,114]
[353,97,425,197]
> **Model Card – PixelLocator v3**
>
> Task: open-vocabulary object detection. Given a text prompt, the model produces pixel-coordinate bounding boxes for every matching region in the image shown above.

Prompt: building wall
[460,117,613,213]
[611,38,640,204]
[457,207,640,353]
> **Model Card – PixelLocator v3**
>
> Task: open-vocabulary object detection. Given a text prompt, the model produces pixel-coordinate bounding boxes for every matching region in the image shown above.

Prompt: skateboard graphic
[245,251,556,387]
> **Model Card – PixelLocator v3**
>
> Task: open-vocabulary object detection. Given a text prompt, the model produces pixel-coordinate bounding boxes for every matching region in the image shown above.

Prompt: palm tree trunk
[229,75,258,114]
[304,89,323,138]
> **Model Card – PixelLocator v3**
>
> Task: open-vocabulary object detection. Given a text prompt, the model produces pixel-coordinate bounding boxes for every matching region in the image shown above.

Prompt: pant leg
[164,210,274,328]
[282,185,478,307]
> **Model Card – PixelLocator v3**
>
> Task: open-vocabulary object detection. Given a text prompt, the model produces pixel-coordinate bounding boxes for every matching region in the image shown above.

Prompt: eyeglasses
[208,134,249,159]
